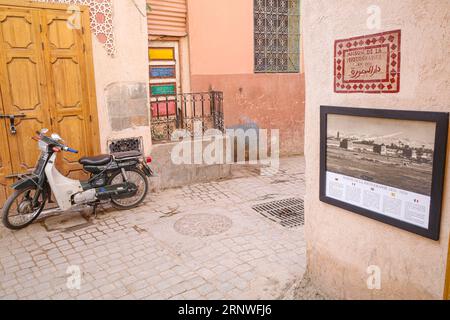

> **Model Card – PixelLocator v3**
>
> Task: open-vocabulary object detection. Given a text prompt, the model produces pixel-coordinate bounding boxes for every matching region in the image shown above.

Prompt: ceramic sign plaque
[334,30,401,93]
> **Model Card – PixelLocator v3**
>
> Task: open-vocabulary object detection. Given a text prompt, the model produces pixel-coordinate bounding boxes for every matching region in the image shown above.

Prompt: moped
[2,129,153,230]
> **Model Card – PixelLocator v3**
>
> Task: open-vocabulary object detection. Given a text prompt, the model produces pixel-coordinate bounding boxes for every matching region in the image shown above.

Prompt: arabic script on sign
[343,46,389,82]
[350,65,382,79]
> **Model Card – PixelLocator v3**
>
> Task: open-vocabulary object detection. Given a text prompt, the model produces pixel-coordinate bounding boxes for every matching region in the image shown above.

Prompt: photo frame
[320,106,449,240]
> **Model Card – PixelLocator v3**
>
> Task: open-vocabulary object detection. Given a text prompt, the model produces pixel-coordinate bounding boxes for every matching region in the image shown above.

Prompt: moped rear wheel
[2,186,47,230]
[108,168,148,210]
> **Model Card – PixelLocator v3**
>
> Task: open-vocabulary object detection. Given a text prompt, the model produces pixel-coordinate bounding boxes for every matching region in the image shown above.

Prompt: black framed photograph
[320,106,449,240]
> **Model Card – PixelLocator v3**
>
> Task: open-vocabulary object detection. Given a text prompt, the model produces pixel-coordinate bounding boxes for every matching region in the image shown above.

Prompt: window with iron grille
[254,0,300,73]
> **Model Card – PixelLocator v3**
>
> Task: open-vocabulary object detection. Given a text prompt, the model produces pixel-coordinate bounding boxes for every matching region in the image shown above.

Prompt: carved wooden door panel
[41,9,93,180]
[0,7,52,180]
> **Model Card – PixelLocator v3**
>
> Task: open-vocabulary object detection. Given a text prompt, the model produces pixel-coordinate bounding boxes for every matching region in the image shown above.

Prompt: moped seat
[113,150,142,160]
[79,154,112,166]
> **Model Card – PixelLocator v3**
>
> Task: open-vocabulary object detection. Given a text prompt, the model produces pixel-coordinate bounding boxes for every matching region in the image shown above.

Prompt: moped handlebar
[34,131,78,154]
[64,147,79,154]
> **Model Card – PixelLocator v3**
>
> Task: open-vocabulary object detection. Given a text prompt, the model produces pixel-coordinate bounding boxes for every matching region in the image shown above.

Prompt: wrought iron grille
[254,0,300,73]
[108,137,143,153]
[150,91,224,142]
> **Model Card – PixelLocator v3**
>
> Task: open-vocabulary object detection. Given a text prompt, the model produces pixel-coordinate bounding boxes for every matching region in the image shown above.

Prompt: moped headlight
[51,133,62,141]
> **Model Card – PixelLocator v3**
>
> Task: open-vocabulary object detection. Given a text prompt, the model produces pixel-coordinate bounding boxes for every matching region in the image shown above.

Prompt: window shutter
[147,0,188,37]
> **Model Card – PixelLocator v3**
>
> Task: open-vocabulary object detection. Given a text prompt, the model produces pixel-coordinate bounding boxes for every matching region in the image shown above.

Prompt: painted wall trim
[445,237,450,299]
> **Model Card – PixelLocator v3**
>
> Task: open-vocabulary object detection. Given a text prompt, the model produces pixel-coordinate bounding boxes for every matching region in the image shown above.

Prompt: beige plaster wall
[302,0,450,299]
[91,0,151,154]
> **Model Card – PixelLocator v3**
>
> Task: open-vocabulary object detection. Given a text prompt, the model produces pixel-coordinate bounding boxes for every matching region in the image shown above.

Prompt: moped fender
[141,163,154,177]
[11,175,40,190]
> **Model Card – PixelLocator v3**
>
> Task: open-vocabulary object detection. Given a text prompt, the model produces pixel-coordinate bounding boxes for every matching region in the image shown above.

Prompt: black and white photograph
[326,114,436,196]
[320,106,448,241]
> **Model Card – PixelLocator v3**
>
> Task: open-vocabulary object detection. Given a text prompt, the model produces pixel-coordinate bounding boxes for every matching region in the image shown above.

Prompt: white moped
[2,129,153,230]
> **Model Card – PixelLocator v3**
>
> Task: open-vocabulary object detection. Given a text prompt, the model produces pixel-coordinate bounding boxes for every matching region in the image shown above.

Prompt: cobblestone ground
[0,157,306,300]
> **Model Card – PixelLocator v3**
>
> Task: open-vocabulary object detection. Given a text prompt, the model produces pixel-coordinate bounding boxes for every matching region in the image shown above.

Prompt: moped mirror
[40,128,49,134]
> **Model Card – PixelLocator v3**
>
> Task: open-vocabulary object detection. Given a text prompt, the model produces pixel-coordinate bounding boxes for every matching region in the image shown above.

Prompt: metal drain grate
[252,198,304,228]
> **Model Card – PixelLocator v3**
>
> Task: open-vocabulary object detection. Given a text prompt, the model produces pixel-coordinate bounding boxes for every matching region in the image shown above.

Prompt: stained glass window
[254,0,300,73]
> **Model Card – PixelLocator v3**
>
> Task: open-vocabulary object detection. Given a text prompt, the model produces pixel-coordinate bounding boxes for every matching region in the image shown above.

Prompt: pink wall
[187,0,305,155]
[187,0,254,75]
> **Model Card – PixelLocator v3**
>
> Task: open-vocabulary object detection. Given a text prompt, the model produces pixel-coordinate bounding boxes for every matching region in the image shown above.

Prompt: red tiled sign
[334,30,401,94]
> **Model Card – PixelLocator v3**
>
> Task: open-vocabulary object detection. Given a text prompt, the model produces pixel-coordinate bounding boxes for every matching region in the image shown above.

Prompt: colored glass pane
[149,48,174,61]
[150,84,176,96]
[150,66,175,78]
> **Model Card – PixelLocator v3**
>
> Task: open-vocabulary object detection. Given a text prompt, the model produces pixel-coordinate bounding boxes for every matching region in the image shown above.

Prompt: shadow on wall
[191,73,306,156]
[227,118,261,162]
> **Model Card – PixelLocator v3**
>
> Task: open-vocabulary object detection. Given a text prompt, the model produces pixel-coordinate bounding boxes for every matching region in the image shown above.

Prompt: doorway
[0,1,99,207]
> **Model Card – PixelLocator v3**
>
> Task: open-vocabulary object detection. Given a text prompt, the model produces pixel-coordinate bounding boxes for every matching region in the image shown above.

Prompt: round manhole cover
[174,214,232,237]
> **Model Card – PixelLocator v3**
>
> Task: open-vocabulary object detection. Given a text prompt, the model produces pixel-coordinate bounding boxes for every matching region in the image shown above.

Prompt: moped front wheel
[108,168,149,210]
[2,186,47,230]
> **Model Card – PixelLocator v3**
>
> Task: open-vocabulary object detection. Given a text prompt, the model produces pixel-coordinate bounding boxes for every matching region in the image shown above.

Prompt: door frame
[0,0,100,156]
[79,5,101,156]
[0,79,13,206]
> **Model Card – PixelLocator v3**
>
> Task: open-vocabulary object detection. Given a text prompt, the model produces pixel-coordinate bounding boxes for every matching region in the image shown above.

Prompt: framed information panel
[320,106,448,240]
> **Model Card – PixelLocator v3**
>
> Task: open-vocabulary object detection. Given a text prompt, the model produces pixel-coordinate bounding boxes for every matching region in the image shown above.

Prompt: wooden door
[0,86,12,208]
[41,9,95,180]
[0,1,99,202]
[0,7,52,177]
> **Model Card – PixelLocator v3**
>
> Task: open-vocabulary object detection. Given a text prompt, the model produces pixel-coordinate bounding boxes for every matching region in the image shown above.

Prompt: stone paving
[0,157,306,300]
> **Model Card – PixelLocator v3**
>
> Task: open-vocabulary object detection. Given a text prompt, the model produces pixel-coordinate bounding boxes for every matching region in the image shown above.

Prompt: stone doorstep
[42,211,91,232]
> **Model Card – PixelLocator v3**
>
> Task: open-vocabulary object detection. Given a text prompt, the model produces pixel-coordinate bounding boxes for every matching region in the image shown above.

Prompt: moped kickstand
[89,201,101,219]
